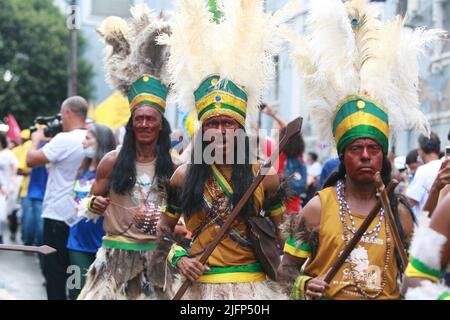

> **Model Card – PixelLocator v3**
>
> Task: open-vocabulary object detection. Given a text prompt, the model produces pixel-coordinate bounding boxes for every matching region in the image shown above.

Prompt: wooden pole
[374,173,409,270]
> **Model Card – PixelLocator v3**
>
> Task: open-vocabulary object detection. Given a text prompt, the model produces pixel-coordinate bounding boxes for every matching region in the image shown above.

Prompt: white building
[58,0,449,157]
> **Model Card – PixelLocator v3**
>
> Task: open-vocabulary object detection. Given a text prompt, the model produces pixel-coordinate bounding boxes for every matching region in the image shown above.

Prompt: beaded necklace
[336,180,384,241]
[336,180,392,299]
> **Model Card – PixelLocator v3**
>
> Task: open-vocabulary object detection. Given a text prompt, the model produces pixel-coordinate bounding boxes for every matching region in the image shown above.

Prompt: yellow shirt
[12,141,32,198]
[304,186,400,300]
[186,165,265,268]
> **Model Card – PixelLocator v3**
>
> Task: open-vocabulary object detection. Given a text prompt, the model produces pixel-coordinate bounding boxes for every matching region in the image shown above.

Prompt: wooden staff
[324,178,398,284]
[172,117,303,300]
[0,244,56,255]
[374,173,409,270]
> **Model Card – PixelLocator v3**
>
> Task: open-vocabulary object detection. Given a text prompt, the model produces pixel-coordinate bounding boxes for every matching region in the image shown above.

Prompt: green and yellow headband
[333,95,389,154]
[128,75,168,114]
[194,75,247,127]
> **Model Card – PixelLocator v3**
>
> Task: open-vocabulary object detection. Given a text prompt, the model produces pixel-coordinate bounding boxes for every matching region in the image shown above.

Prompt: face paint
[132,106,162,145]
[342,138,384,184]
[202,115,241,164]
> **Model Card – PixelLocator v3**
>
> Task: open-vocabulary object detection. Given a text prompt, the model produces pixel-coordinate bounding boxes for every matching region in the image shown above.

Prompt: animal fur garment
[78,247,179,300]
[180,279,288,300]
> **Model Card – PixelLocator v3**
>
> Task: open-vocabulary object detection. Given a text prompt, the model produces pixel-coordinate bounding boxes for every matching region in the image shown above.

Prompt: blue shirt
[27,143,49,201]
[67,170,105,253]
[318,157,340,190]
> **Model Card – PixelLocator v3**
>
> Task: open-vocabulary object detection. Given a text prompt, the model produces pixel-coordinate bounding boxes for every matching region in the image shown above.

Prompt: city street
[0,229,46,300]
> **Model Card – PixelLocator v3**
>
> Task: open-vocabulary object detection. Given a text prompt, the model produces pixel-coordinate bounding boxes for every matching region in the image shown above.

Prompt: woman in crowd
[67,124,116,299]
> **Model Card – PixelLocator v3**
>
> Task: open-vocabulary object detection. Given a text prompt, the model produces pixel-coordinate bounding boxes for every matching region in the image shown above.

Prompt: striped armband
[267,203,285,218]
[87,196,97,212]
[164,204,182,219]
[283,237,312,259]
[292,275,312,300]
[167,243,189,268]
[405,256,446,283]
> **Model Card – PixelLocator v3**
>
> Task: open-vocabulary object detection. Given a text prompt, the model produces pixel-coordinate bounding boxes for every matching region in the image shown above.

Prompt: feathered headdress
[158,0,300,127]
[284,0,447,154]
[97,4,171,114]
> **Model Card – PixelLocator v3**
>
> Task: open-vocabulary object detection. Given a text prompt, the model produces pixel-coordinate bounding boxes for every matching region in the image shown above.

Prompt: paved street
[0,229,46,300]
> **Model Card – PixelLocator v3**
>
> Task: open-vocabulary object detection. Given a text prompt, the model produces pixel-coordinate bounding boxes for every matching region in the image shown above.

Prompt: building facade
[56,0,449,157]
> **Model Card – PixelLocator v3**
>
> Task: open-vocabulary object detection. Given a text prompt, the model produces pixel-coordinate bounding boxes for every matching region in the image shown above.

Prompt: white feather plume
[162,0,291,125]
[286,0,447,144]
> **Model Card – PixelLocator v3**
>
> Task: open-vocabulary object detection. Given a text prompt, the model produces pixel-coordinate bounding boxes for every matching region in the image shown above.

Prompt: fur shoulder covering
[280,213,320,259]
[409,213,448,270]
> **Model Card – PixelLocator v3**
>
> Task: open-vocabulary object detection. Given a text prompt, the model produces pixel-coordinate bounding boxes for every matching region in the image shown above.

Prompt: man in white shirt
[406,132,442,219]
[27,96,88,300]
[0,132,19,244]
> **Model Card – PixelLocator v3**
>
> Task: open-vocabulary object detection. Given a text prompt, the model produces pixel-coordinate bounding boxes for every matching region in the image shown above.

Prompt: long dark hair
[77,124,116,179]
[180,126,255,219]
[323,154,410,272]
[110,116,174,194]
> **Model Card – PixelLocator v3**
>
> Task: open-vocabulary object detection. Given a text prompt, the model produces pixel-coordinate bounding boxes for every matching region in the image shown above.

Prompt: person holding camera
[27,96,88,300]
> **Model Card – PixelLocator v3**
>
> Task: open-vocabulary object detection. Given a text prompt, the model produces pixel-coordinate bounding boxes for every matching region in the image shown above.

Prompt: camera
[29,114,63,138]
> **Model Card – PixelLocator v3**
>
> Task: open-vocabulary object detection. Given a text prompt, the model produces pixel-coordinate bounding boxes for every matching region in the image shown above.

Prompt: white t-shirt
[42,129,87,224]
[405,159,442,218]
[308,162,323,178]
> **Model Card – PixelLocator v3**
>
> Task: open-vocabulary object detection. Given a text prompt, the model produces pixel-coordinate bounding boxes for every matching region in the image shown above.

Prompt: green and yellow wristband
[164,204,182,220]
[292,275,312,300]
[87,196,97,212]
[167,243,189,268]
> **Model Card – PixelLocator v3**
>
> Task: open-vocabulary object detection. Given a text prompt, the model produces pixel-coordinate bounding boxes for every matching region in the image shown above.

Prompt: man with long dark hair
[156,0,292,300]
[276,0,444,300]
[76,5,176,299]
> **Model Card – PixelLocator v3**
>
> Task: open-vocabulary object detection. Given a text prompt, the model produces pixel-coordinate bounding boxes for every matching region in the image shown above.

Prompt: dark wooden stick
[324,178,398,284]
[374,173,409,270]
[0,244,56,255]
[172,117,303,300]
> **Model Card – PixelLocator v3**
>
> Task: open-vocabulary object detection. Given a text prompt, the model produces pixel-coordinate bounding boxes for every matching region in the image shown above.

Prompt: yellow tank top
[304,186,400,300]
[186,164,264,267]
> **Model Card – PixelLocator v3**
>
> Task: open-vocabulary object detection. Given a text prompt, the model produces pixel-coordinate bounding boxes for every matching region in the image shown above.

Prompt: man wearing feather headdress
[277,0,445,300]
[76,4,179,300]
[156,0,299,300]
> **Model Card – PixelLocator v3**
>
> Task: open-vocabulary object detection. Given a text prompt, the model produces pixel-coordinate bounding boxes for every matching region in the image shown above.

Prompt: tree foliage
[0,0,93,127]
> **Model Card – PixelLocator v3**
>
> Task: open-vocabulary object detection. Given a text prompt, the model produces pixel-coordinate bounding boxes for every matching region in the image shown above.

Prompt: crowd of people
[0,0,449,301]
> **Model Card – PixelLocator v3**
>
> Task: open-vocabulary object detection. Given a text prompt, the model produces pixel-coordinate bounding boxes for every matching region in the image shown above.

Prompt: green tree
[0,0,93,127]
